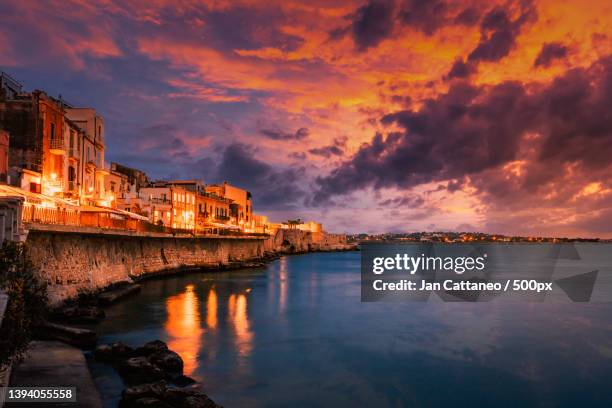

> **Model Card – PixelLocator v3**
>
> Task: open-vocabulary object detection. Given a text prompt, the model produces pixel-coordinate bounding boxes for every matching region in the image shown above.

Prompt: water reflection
[279,256,288,315]
[206,288,218,330]
[165,284,203,375]
[92,253,612,408]
[228,292,253,358]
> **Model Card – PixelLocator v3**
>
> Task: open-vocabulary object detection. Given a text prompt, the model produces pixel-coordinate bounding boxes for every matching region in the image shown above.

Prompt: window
[30,182,41,193]
[50,123,55,139]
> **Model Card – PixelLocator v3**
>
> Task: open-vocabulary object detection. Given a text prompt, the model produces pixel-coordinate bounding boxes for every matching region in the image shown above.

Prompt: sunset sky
[2,0,611,236]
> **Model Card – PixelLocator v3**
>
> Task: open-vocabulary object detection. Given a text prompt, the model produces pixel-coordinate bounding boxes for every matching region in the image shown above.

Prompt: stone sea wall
[25,227,352,305]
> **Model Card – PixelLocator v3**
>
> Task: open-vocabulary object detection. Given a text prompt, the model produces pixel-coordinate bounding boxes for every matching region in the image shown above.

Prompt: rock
[163,388,220,408]
[182,395,220,408]
[131,397,173,408]
[112,341,135,359]
[172,374,196,387]
[94,344,114,362]
[35,321,97,349]
[148,350,183,374]
[119,381,168,408]
[98,284,142,306]
[50,305,106,324]
[119,357,165,385]
[135,340,168,357]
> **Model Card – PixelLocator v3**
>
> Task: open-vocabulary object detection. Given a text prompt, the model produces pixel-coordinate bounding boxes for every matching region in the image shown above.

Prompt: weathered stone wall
[264,229,349,253]
[25,228,352,305]
[26,230,267,305]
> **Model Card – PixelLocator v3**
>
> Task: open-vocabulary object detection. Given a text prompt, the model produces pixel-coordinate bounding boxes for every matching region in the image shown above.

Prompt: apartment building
[140,182,196,230]
[65,107,108,205]
[205,181,253,231]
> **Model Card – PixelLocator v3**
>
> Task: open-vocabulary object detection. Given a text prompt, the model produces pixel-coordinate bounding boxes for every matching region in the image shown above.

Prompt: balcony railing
[150,197,172,204]
[46,179,64,190]
[49,138,65,154]
[22,204,79,226]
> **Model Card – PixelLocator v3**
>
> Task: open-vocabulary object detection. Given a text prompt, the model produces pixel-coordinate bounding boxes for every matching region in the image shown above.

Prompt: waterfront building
[0,72,112,207]
[279,220,323,233]
[196,191,233,234]
[64,107,109,206]
[64,119,85,204]
[109,162,150,214]
[104,167,128,209]
[0,129,8,183]
[253,214,268,234]
[141,182,196,230]
[205,182,253,232]
[0,78,65,197]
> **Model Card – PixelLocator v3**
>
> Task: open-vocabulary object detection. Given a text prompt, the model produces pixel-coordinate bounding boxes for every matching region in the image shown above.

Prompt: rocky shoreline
[94,340,219,408]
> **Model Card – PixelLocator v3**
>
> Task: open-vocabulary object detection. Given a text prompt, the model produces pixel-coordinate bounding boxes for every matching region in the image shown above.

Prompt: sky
[1,0,611,237]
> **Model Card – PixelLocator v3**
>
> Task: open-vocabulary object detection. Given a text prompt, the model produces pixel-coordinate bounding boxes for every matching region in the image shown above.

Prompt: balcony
[96,165,110,176]
[150,197,172,205]
[49,138,66,155]
[86,160,96,173]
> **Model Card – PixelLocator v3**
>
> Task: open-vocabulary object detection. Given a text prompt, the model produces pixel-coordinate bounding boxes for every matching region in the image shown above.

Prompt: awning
[113,207,150,221]
[81,205,149,221]
[0,184,79,208]
[205,222,241,230]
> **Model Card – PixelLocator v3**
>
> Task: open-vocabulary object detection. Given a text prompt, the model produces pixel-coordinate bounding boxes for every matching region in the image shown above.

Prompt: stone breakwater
[25,227,353,305]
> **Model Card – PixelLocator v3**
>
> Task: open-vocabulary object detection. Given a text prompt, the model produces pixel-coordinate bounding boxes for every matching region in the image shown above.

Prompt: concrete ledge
[25,223,269,240]
[8,341,102,408]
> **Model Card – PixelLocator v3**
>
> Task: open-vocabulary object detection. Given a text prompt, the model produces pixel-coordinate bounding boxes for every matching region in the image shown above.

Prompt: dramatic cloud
[260,127,310,141]
[468,1,536,63]
[378,195,425,208]
[308,136,347,158]
[338,0,485,51]
[447,0,537,79]
[3,0,612,234]
[316,56,612,234]
[446,58,477,79]
[213,143,306,210]
[351,0,396,51]
[399,0,479,35]
[534,42,569,67]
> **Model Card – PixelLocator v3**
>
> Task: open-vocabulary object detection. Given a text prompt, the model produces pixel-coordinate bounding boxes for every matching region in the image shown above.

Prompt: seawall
[25,226,352,305]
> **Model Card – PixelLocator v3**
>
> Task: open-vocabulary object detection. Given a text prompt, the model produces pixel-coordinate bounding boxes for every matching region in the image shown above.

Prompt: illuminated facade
[65,107,109,206]
[205,182,253,231]
[1,71,268,235]
[141,182,196,230]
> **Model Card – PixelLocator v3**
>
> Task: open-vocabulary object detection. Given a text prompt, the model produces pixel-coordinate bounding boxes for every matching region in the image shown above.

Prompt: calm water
[89,252,612,407]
